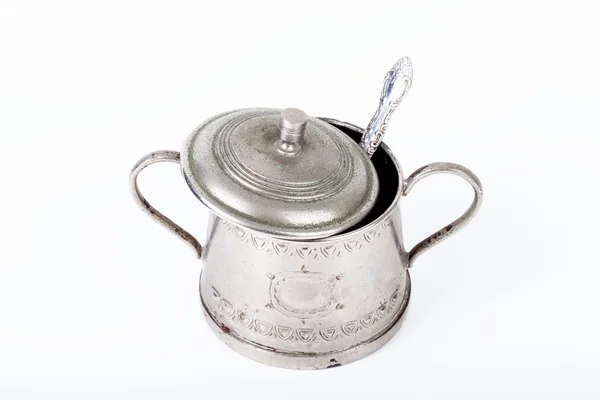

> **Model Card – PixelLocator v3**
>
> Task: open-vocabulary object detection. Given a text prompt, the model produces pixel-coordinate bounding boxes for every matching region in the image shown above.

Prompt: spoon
[360,56,413,157]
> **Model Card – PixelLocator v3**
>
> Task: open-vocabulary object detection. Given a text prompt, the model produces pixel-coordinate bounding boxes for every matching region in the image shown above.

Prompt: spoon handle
[360,56,413,158]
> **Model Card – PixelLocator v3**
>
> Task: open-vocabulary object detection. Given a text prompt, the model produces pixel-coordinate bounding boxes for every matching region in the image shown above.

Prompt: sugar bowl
[130,57,483,369]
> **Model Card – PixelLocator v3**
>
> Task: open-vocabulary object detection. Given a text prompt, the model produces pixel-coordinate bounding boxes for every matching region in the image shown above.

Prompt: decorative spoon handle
[360,56,413,157]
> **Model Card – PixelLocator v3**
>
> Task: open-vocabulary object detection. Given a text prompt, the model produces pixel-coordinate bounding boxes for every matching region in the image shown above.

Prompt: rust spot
[216,320,231,335]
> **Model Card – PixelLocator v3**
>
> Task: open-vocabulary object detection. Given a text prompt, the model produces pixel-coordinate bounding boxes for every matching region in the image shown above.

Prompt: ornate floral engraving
[360,56,413,157]
[211,286,402,343]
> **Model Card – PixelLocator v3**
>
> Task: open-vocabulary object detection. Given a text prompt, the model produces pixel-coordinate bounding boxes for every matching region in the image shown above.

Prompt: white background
[1,0,599,398]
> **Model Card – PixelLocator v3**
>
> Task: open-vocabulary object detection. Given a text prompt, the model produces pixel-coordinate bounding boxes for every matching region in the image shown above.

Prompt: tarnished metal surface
[129,118,483,370]
[198,206,409,369]
[403,162,483,267]
[180,108,379,239]
[129,150,202,258]
[201,268,411,370]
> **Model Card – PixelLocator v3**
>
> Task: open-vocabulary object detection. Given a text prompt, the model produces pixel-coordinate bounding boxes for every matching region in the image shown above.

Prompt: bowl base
[198,272,411,370]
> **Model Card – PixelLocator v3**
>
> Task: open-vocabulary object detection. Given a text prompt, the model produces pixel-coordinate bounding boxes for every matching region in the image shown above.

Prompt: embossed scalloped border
[210,285,402,343]
[219,214,393,260]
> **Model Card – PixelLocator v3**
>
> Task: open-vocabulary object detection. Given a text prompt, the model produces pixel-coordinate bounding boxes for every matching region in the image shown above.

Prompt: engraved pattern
[211,286,402,343]
[220,215,393,259]
[320,327,337,341]
[268,270,338,318]
[361,56,413,157]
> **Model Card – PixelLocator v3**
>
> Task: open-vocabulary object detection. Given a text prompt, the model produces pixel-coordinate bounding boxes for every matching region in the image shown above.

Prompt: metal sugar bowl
[130,57,483,369]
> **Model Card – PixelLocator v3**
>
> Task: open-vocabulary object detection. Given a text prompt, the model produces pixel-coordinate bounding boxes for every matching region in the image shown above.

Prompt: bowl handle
[403,162,483,268]
[129,150,202,259]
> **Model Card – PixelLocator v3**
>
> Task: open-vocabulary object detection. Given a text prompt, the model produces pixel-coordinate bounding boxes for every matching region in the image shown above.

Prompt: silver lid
[180,108,379,239]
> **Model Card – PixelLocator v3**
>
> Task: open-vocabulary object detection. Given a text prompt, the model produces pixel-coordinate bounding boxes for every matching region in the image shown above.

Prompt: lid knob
[275,108,308,156]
